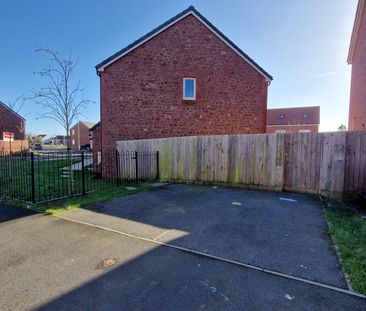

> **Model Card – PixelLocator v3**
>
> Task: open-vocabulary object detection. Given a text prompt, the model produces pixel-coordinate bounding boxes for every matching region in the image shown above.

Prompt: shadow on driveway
[0,199,365,310]
[59,184,347,288]
[0,203,37,223]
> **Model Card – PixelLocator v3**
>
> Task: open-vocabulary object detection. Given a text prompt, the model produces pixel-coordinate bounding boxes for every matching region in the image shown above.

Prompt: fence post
[135,151,138,184]
[115,149,120,185]
[30,152,35,203]
[81,151,86,195]
[156,151,159,181]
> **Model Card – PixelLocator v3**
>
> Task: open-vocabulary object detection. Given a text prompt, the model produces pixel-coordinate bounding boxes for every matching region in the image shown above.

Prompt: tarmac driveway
[0,203,365,311]
[59,184,347,288]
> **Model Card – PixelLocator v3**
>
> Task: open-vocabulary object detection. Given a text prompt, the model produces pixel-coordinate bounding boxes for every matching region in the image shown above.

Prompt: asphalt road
[60,184,347,288]
[0,191,365,310]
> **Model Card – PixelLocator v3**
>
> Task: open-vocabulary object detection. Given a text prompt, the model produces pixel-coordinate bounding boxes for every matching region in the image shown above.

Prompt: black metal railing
[0,150,159,204]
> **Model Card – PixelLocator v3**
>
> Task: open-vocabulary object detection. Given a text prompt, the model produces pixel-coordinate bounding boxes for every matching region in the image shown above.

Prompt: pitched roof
[0,101,25,121]
[80,121,96,129]
[95,6,273,81]
[71,121,96,129]
[267,106,320,126]
[89,122,100,132]
[348,0,365,64]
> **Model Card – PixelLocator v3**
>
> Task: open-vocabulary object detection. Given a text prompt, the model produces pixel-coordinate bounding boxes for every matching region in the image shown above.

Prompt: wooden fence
[116,132,366,199]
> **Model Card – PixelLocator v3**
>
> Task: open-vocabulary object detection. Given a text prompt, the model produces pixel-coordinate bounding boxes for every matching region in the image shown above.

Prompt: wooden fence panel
[116,131,366,198]
[344,131,366,192]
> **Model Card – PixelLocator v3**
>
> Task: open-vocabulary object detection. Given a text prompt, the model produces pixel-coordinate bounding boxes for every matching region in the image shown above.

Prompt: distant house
[95,6,272,151]
[0,101,27,154]
[348,0,366,131]
[70,121,96,149]
[53,135,69,146]
[0,101,25,140]
[266,106,320,133]
[89,122,101,151]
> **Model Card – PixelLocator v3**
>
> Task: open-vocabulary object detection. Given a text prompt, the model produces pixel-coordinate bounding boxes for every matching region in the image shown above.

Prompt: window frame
[183,78,196,101]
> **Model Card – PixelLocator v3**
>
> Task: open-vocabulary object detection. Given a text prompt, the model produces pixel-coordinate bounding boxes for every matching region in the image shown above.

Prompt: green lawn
[324,201,366,294]
[1,153,153,212]
[31,183,153,214]
[0,156,83,202]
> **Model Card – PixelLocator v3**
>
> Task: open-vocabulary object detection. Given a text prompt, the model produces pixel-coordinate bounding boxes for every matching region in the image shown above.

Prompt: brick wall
[100,14,269,151]
[349,3,366,131]
[0,104,25,140]
[91,124,101,152]
[90,124,101,172]
[0,140,28,155]
[266,125,319,133]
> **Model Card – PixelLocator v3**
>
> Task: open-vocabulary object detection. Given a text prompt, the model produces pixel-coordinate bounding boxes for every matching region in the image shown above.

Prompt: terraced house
[95,6,272,151]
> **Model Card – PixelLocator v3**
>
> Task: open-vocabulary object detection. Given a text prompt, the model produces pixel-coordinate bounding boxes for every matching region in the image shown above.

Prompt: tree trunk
[66,127,74,195]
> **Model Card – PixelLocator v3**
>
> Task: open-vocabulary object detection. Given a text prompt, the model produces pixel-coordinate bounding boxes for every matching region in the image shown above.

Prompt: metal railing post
[115,149,120,185]
[156,151,159,181]
[135,151,138,184]
[81,151,86,195]
[30,152,35,203]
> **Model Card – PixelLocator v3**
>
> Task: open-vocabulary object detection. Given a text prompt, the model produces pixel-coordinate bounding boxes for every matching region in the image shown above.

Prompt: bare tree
[30,47,92,194]
[31,47,91,148]
[7,95,26,114]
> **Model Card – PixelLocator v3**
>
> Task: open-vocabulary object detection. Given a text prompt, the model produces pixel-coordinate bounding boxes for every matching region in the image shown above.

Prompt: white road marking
[153,229,171,241]
[54,214,366,299]
[279,198,298,203]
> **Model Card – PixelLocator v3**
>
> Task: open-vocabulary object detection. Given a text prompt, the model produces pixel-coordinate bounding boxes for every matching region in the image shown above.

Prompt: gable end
[0,101,25,121]
[96,6,273,82]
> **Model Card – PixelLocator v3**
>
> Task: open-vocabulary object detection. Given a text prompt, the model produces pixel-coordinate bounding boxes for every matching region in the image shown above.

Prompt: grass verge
[324,200,366,294]
[32,183,153,214]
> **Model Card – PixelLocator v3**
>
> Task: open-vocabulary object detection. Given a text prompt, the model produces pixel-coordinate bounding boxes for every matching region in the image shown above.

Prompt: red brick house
[0,101,26,140]
[266,106,320,133]
[89,122,101,151]
[348,0,366,131]
[0,101,27,154]
[70,121,96,149]
[95,6,272,151]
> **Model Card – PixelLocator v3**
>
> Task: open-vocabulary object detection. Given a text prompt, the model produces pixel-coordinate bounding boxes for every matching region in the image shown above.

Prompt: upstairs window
[183,78,196,100]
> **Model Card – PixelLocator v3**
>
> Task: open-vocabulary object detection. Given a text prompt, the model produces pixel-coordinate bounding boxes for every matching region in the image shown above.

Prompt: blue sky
[0,0,358,135]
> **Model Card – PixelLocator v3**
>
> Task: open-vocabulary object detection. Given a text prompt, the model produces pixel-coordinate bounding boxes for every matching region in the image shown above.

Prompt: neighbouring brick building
[0,101,28,154]
[89,122,101,151]
[89,122,101,171]
[266,106,320,133]
[95,6,272,151]
[348,0,366,131]
[0,101,26,140]
[70,121,96,149]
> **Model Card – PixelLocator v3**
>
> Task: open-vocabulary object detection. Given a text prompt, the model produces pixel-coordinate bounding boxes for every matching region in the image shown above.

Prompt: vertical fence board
[116,131,366,199]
